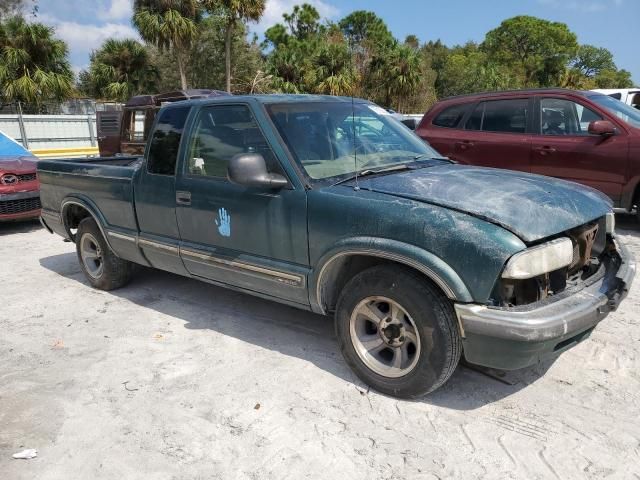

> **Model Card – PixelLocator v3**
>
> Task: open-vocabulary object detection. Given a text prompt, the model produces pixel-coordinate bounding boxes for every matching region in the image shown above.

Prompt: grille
[0,197,41,215]
[18,173,37,182]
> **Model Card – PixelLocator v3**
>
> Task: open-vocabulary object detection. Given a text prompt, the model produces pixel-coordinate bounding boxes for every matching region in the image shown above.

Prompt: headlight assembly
[502,238,573,280]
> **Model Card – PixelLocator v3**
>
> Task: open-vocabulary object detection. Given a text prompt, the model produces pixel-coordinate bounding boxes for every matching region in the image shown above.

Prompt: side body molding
[310,236,474,314]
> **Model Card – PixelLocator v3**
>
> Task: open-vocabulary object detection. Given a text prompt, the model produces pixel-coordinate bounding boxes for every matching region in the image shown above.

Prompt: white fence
[0,114,97,150]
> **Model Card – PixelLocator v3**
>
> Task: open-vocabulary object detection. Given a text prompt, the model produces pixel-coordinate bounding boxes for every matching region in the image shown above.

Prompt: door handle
[176,191,192,205]
[455,141,474,150]
[534,146,556,156]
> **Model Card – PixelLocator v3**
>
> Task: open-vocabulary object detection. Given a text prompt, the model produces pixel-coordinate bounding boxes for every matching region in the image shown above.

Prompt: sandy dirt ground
[1,216,639,480]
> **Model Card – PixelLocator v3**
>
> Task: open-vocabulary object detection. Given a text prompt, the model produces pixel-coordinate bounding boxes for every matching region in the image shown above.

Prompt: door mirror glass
[227,153,288,188]
[588,120,616,136]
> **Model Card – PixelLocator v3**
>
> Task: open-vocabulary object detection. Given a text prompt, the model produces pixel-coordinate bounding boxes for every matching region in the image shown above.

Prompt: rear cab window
[432,103,471,128]
[146,106,191,175]
[465,99,529,133]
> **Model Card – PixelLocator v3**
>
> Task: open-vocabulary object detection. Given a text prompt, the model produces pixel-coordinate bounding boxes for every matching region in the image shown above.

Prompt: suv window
[432,103,470,128]
[540,98,602,136]
[465,99,528,133]
[186,105,281,178]
[146,106,190,176]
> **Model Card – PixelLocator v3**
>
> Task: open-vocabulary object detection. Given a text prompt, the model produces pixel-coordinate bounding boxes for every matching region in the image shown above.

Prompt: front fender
[310,236,474,314]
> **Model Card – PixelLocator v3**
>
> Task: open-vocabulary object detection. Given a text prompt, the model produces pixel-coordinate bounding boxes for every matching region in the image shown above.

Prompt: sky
[33,0,639,84]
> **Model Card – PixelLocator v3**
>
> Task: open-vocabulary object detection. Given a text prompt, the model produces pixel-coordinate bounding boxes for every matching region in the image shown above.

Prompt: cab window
[540,98,602,136]
[186,105,281,178]
[146,106,190,176]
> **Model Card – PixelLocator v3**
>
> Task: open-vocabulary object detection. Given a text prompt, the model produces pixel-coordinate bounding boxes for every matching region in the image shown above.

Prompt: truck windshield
[589,94,640,128]
[266,102,441,183]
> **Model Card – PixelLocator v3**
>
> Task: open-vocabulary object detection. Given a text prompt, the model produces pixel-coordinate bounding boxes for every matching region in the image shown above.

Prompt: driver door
[175,103,310,305]
[530,97,628,203]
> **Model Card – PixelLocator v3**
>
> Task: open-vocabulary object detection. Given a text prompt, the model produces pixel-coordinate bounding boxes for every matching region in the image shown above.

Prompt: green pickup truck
[38,94,635,398]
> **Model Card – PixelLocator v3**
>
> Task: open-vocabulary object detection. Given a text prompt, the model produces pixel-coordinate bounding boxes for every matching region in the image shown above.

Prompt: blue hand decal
[215,207,231,237]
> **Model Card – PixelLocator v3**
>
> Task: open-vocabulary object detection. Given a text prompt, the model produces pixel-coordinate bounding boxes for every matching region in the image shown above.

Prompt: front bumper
[0,190,41,221]
[455,238,635,370]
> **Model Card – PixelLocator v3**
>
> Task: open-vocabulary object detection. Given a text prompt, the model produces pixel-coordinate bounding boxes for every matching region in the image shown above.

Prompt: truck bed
[37,156,142,235]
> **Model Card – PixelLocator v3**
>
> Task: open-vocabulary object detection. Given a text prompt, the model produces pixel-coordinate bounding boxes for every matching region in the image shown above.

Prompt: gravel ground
[1,216,639,480]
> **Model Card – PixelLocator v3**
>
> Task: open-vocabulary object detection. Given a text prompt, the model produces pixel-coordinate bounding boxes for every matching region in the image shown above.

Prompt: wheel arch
[310,237,474,315]
[61,196,112,249]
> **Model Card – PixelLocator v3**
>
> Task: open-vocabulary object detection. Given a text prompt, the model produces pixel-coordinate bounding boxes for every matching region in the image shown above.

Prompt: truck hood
[352,164,612,243]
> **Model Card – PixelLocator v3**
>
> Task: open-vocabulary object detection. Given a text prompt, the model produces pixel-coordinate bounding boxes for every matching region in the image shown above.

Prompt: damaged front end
[454,212,634,371]
[491,215,615,308]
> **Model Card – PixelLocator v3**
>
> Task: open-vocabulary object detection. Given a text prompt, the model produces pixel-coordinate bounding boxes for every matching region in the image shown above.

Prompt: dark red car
[0,132,40,221]
[416,89,640,217]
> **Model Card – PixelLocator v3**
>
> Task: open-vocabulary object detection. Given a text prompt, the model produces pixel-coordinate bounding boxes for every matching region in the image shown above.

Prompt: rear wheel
[76,217,133,290]
[335,265,461,398]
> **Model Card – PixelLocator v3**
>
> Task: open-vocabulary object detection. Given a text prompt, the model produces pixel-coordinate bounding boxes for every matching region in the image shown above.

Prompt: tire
[76,217,133,290]
[335,264,462,398]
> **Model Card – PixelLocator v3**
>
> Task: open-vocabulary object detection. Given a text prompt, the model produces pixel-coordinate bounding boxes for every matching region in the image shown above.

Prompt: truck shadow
[615,211,640,235]
[40,252,558,410]
[0,219,42,235]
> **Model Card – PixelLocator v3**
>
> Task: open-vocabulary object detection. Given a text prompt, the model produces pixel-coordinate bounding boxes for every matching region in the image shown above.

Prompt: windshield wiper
[331,163,414,187]
[413,153,453,162]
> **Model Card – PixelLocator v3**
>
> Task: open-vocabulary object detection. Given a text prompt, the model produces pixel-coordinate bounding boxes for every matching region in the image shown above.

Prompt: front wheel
[335,265,462,398]
[76,217,133,290]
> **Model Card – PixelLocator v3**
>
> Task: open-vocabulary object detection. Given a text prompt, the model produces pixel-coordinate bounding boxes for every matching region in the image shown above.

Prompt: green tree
[367,43,425,111]
[404,34,420,50]
[571,45,615,78]
[283,3,321,39]
[81,38,157,101]
[593,68,634,89]
[0,16,73,104]
[338,10,394,94]
[339,10,394,48]
[150,14,264,93]
[435,43,517,98]
[314,41,356,96]
[483,16,578,87]
[133,0,199,90]
[201,0,265,93]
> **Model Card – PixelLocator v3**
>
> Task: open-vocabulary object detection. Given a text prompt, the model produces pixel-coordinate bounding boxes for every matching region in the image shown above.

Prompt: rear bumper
[455,238,635,370]
[0,190,41,221]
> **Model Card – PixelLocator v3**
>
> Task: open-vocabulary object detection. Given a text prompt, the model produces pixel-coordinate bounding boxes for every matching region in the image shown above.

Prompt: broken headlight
[502,238,573,280]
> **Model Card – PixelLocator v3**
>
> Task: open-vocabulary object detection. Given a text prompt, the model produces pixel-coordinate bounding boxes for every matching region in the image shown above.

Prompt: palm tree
[370,44,421,111]
[85,38,158,101]
[202,0,265,93]
[314,43,356,96]
[132,0,199,90]
[0,16,74,104]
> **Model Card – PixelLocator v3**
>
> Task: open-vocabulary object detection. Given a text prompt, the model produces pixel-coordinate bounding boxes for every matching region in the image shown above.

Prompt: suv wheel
[335,264,461,398]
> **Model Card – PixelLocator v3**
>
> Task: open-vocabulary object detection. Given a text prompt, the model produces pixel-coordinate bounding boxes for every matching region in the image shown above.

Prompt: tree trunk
[177,52,188,90]
[225,18,234,93]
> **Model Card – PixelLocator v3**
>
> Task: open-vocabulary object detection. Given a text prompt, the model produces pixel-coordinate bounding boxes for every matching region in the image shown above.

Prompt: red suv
[416,89,640,217]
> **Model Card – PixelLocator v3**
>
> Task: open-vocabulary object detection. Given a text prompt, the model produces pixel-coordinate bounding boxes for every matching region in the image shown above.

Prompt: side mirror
[588,120,616,136]
[227,153,288,189]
